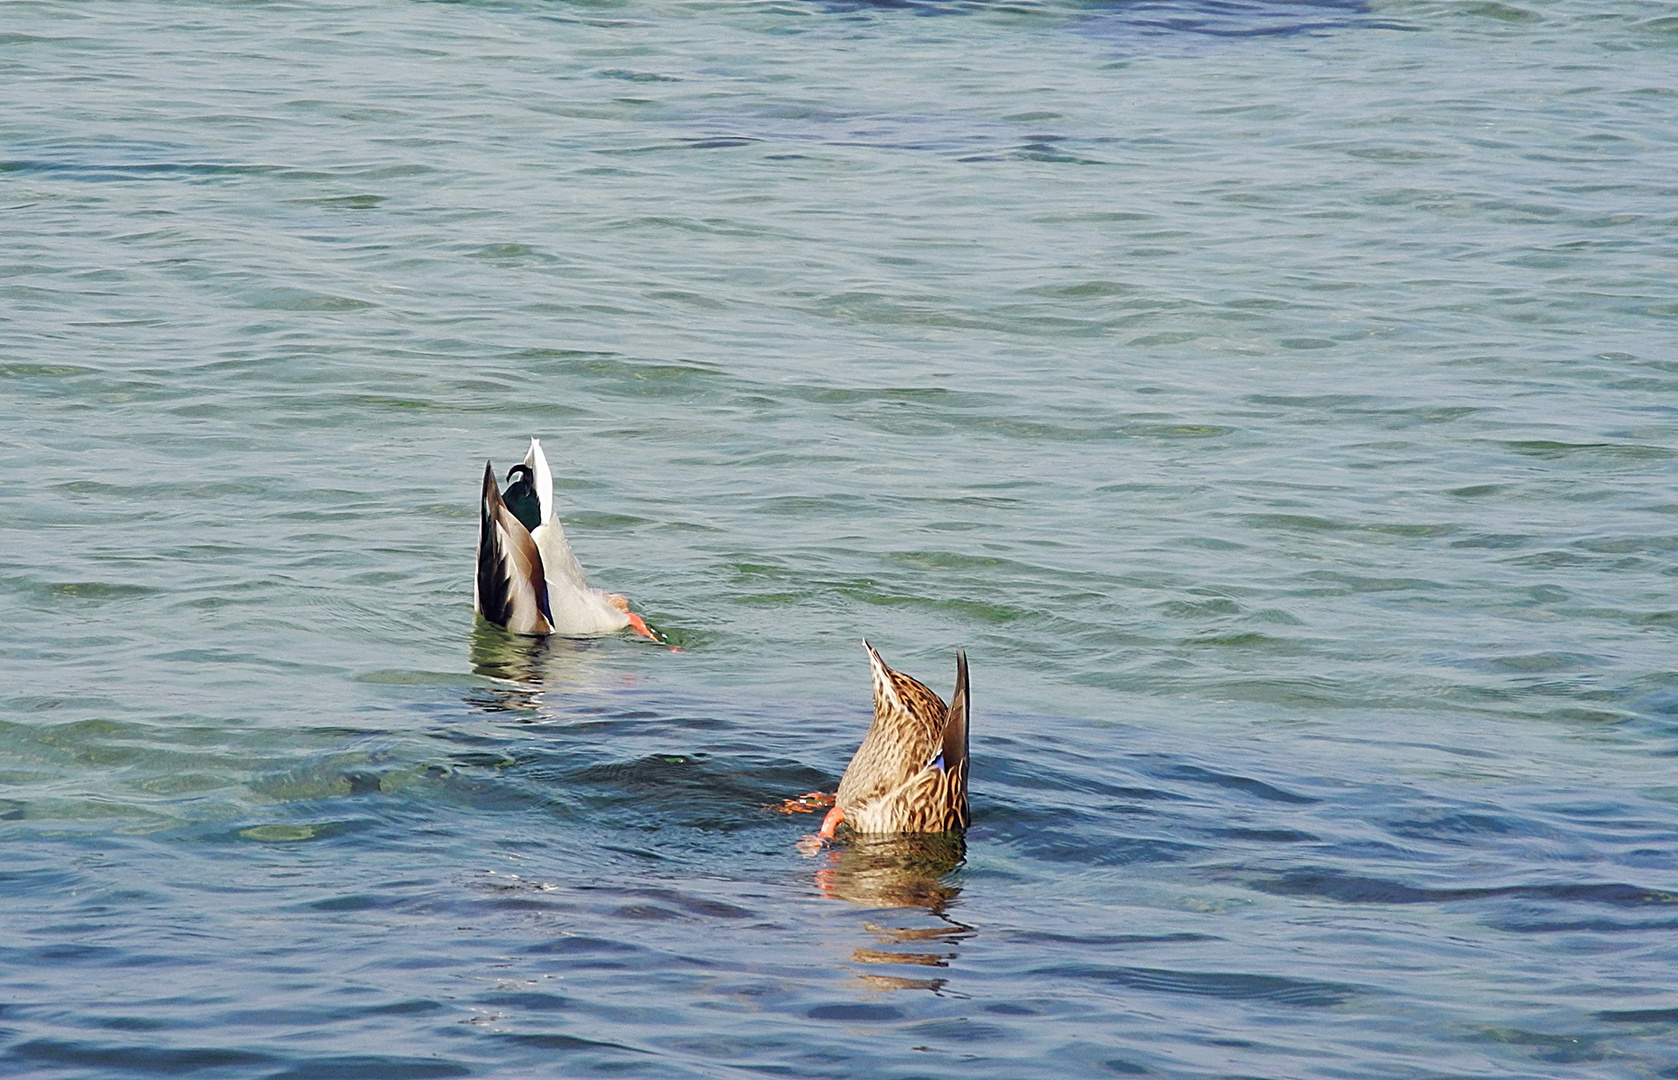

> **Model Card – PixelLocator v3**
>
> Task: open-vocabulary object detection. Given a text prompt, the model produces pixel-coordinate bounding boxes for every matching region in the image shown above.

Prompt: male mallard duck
[819,644,970,838]
[474,438,657,639]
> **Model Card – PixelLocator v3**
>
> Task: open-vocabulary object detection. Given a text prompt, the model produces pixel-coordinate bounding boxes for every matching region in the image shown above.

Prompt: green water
[3,0,1677,1076]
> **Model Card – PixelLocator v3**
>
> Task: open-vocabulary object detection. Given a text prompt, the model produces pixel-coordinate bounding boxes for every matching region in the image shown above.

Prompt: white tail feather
[523,438,555,526]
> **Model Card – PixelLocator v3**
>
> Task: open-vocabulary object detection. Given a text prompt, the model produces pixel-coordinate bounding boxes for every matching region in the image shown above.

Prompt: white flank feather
[520,437,630,637]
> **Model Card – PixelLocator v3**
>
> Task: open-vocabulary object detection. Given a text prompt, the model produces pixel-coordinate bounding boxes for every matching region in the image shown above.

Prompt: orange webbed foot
[771,791,835,815]
[605,595,667,643]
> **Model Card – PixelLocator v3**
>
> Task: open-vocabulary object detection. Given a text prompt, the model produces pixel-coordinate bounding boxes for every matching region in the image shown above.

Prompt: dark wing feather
[476,460,553,635]
[939,650,970,829]
[941,651,968,778]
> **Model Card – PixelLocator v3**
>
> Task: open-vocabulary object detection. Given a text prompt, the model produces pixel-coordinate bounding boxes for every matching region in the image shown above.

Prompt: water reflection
[814,831,967,909]
[812,832,973,993]
[465,623,611,713]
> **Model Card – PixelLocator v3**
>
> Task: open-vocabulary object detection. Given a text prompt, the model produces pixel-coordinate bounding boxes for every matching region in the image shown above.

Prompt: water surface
[4,0,1678,1076]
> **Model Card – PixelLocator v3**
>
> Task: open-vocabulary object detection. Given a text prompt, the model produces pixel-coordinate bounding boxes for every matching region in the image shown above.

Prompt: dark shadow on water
[1253,868,1678,908]
[441,628,836,833]
[1081,0,1415,38]
[815,0,992,15]
[809,0,1416,36]
[566,753,833,833]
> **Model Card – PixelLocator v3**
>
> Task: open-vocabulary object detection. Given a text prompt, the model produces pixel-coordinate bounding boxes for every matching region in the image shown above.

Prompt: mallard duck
[819,644,969,838]
[474,438,657,639]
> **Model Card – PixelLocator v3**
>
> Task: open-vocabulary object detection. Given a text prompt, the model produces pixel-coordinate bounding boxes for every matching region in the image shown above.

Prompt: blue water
[4,0,1678,1076]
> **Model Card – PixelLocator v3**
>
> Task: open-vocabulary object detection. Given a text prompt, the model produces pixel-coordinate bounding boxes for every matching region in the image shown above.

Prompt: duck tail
[940,649,970,828]
[476,460,553,635]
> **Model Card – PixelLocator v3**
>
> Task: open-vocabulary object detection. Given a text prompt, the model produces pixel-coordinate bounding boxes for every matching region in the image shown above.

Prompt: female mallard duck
[475,438,657,639]
[819,644,969,838]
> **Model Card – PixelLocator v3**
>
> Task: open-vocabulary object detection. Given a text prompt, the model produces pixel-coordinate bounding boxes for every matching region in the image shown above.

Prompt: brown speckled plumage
[832,644,970,836]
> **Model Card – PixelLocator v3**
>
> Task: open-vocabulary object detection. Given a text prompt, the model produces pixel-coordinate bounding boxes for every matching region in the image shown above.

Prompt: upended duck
[474,438,657,640]
[819,644,970,838]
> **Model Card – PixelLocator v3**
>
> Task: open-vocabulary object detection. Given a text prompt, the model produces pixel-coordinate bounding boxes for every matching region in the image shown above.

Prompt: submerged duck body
[474,438,655,639]
[821,644,970,838]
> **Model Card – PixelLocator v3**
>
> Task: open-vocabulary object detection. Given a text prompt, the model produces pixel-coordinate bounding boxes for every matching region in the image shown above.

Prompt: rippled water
[5,0,1678,1076]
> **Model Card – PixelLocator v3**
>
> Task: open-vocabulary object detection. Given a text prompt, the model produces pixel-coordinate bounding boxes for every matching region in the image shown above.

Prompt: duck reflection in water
[813,830,966,909]
[466,623,615,714]
[810,831,974,993]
